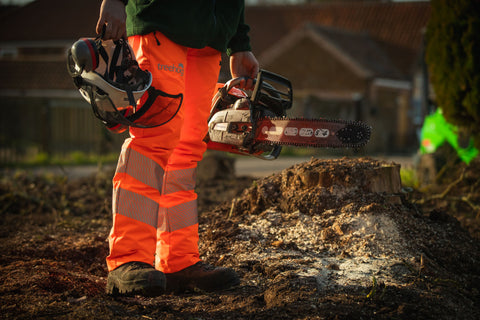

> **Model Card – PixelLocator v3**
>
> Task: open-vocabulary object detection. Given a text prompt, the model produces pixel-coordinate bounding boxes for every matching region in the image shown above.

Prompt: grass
[400,167,419,189]
[1,151,120,168]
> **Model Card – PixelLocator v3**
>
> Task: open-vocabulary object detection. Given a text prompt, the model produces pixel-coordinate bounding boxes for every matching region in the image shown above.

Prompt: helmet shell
[67,37,182,133]
[68,38,152,111]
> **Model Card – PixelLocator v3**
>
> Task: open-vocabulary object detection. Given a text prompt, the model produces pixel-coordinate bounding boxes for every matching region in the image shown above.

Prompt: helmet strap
[125,85,137,108]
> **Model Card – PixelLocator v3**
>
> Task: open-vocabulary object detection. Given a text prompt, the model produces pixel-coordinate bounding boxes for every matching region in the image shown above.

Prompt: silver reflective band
[113,187,159,228]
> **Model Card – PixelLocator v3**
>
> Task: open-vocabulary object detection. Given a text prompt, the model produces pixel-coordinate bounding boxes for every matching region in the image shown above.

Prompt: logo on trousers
[157,63,184,76]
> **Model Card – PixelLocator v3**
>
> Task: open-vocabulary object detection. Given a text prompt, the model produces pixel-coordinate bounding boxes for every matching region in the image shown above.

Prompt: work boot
[165,261,240,293]
[106,261,166,297]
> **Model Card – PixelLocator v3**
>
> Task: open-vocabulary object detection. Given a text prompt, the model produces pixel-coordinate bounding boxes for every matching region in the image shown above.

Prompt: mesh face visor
[82,84,183,130]
[67,36,182,132]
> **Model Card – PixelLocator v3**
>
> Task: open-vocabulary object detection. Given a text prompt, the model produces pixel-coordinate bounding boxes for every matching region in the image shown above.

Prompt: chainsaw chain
[253,117,371,149]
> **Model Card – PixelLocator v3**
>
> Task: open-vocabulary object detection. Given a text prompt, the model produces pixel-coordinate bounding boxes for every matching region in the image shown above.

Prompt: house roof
[0,0,102,93]
[246,1,430,74]
[261,23,404,80]
[0,0,99,43]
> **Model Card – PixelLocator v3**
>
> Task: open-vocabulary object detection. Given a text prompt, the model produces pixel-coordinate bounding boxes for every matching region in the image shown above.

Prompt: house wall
[368,85,417,154]
[263,37,366,92]
[291,95,359,121]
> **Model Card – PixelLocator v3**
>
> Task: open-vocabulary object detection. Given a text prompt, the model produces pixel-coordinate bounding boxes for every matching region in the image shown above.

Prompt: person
[96,0,259,297]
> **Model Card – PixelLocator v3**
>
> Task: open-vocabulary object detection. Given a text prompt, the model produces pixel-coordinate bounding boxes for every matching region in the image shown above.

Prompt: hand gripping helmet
[67,34,182,133]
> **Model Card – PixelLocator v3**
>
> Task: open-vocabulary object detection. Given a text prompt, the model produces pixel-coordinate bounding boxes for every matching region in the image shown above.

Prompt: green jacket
[125,0,251,55]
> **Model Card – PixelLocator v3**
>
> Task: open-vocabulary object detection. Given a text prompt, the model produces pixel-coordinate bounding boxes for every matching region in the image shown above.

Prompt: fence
[0,96,127,165]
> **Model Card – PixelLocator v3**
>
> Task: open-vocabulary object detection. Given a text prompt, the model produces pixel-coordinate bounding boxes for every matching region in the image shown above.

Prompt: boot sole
[106,275,166,297]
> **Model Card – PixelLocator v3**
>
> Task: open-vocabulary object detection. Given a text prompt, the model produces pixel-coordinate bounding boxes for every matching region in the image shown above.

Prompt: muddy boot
[165,261,240,293]
[106,261,166,297]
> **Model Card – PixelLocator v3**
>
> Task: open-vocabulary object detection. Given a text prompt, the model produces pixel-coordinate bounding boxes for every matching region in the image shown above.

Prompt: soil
[1,156,479,319]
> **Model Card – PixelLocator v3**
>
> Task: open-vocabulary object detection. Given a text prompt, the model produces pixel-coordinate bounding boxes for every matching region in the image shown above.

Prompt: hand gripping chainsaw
[206,70,371,160]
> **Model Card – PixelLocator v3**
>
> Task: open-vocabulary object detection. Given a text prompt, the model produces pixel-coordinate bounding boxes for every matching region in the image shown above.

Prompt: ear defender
[70,38,99,72]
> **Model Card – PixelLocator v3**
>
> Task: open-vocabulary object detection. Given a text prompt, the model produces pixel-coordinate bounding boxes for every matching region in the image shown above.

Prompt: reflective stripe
[163,167,196,194]
[113,187,159,228]
[116,147,164,191]
[158,199,198,232]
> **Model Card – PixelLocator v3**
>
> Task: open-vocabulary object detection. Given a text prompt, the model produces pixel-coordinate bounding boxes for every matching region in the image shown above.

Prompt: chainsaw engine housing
[207,70,293,159]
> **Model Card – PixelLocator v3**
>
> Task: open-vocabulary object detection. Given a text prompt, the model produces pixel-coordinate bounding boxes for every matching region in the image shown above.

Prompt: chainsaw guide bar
[254,117,372,149]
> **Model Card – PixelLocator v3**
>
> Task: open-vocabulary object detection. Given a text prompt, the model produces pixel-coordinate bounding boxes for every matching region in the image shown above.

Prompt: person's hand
[96,0,127,40]
[229,51,259,90]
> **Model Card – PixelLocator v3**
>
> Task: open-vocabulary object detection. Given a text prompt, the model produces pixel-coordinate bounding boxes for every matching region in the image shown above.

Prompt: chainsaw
[206,70,371,160]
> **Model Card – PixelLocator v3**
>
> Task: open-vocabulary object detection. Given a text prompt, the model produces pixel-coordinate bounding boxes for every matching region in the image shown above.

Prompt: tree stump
[197,151,235,182]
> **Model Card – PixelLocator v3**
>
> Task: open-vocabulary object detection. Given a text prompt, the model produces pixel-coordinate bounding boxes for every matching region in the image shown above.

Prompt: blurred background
[0,0,476,179]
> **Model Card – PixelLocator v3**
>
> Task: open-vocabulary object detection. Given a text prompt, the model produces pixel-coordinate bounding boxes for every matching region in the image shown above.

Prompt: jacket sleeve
[226,5,252,56]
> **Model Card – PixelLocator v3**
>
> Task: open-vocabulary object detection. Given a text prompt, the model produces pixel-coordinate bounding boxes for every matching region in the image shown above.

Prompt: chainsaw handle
[221,76,252,98]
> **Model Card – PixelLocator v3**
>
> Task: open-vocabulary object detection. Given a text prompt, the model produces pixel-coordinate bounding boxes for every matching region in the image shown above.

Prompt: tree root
[416,168,480,216]
[416,168,466,204]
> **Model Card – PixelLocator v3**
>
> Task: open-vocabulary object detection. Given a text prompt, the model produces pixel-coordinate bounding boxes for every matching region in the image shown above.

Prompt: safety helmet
[67,34,182,133]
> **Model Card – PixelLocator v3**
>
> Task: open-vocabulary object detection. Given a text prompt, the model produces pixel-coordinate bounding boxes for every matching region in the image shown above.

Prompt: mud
[1,157,479,319]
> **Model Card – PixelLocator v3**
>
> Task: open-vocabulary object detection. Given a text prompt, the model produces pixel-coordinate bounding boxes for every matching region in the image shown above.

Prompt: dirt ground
[1,156,479,319]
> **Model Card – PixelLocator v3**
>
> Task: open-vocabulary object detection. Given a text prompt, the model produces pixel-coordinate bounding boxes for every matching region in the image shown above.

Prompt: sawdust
[234,205,413,291]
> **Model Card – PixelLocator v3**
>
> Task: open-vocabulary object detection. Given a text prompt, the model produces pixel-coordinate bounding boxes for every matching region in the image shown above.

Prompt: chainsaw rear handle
[219,76,252,99]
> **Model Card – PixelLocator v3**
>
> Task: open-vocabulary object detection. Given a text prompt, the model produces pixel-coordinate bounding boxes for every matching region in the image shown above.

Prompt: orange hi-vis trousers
[106,32,222,274]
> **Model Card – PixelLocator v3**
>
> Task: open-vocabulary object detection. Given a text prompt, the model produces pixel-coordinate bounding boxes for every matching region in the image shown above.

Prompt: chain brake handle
[246,70,293,160]
[251,70,293,114]
[219,70,292,109]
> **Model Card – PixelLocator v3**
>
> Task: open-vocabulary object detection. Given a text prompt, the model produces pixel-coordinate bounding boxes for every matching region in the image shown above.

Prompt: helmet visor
[86,85,183,129]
